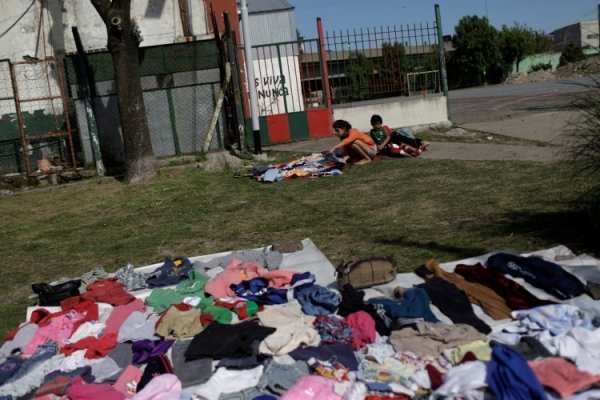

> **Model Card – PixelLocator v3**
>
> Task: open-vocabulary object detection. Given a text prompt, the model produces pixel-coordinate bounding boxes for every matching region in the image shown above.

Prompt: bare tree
[90,0,157,183]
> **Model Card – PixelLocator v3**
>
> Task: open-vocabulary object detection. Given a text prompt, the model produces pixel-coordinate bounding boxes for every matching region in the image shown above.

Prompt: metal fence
[64,40,225,171]
[0,58,76,176]
[248,38,328,117]
[323,22,442,103]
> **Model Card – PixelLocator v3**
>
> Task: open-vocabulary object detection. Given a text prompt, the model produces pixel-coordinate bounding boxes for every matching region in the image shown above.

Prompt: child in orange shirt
[328,119,376,165]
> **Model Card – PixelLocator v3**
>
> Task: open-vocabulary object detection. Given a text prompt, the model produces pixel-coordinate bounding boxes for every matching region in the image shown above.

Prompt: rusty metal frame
[8,57,77,176]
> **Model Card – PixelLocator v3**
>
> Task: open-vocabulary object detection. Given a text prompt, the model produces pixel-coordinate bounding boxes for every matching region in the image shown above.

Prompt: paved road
[449,77,594,124]
[270,78,595,160]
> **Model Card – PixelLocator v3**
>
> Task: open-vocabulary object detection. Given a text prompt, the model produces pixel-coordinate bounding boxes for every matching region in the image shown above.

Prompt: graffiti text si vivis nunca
[255,75,289,99]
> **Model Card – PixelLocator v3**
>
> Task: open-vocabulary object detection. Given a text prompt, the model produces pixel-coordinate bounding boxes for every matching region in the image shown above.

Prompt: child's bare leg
[351,142,372,164]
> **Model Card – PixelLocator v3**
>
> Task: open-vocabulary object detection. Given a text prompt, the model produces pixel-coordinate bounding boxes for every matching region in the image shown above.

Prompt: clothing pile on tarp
[247,152,345,183]
[2,239,600,400]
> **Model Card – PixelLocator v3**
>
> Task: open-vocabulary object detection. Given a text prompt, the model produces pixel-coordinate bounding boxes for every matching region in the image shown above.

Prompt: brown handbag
[336,256,397,289]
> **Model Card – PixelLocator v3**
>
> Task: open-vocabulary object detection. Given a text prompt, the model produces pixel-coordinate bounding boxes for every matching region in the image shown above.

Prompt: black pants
[417,278,491,334]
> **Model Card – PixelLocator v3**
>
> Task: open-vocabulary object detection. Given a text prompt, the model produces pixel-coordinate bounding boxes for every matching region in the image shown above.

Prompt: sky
[290,0,599,38]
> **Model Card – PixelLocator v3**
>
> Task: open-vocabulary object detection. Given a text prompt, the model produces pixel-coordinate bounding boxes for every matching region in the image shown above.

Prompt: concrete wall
[580,20,599,50]
[333,95,448,132]
[552,20,599,52]
[513,48,600,74]
[514,53,562,73]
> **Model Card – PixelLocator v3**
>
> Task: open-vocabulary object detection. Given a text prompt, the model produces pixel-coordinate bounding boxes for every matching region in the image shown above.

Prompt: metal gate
[1,57,76,176]
[243,36,333,145]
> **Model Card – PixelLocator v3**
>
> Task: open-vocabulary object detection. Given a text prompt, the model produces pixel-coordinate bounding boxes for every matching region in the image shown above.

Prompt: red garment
[29,298,97,331]
[61,332,117,359]
[214,300,263,320]
[171,303,192,312]
[426,363,444,389]
[344,311,376,350]
[458,351,479,364]
[60,297,100,322]
[67,376,125,400]
[200,313,214,326]
[454,263,554,311]
[529,357,600,398]
[29,308,53,324]
[81,278,135,306]
[35,375,72,396]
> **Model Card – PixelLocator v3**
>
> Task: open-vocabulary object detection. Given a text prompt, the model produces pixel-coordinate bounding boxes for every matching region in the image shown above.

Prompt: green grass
[0,156,595,339]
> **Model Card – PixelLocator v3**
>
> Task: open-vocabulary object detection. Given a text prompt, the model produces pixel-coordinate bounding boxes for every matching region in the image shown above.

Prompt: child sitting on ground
[369,114,430,156]
[328,119,377,165]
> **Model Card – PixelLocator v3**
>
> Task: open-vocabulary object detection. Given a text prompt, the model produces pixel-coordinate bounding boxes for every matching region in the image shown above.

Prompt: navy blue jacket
[486,252,586,300]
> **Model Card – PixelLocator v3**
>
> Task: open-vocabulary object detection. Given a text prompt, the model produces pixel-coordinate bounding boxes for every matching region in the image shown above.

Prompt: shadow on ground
[378,237,488,261]
[494,209,599,256]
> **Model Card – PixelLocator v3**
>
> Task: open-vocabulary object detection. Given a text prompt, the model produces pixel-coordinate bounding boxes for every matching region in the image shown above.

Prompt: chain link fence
[65,40,225,171]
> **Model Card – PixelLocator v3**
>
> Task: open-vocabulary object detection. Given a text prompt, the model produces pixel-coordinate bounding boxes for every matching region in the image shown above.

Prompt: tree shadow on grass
[378,237,488,260]
[493,209,599,256]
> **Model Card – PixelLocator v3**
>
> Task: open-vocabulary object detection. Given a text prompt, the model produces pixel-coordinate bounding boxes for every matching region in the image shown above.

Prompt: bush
[568,78,600,233]
[559,43,586,66]
[531,62,552,72]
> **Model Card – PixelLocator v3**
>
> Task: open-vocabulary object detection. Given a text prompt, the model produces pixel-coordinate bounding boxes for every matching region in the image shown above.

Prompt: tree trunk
[91,0,157,183]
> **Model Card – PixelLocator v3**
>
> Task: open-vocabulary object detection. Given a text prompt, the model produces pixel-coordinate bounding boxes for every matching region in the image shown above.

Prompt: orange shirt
[340,128,375,148]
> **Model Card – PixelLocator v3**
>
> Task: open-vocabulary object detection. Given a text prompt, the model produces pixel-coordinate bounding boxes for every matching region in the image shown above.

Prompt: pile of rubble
[504,56,600,85]
[555,56,600,78]
[504,69,556,84]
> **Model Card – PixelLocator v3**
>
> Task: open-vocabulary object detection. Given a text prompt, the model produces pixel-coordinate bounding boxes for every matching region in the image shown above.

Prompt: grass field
[0,155,595,339]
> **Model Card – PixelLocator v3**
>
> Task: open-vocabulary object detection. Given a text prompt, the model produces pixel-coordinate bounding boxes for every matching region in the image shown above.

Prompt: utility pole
[485,0,489,21]
[435,5,450,119]
[240,0,262,154]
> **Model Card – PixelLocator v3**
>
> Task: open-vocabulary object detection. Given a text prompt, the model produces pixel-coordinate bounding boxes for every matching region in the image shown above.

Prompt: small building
[551,20,599,52]
[244,0,297,46]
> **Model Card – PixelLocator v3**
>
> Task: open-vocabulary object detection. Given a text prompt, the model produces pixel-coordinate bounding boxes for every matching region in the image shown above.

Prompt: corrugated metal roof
[246,0,294,13]
[246,10,297,46]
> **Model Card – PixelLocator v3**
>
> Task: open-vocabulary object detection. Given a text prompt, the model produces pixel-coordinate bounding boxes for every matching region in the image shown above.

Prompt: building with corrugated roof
[241,0,298,46]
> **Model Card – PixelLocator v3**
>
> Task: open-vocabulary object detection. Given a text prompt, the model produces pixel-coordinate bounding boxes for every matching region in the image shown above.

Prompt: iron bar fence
[323,21,442,103]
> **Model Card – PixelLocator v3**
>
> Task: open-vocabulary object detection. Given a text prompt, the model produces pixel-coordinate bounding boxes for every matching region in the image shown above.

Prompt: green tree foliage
[498,23,553,72]
[560,43,586,66]
[346,52,372,101]
[380,42,411,94]
[532,31,554,53]
[448,15,500,88]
